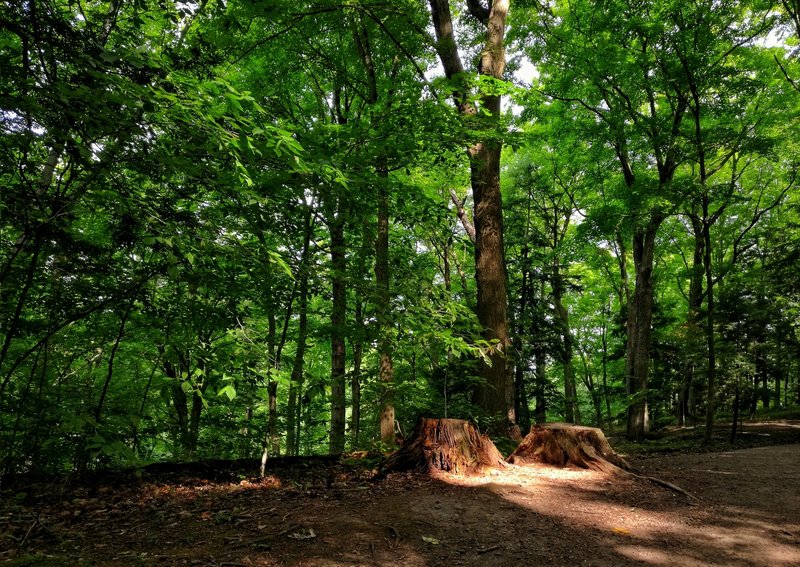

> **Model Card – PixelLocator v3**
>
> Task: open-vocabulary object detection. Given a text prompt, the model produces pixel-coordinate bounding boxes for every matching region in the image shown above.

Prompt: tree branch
[449,189,476,243]
[466,0,490,25]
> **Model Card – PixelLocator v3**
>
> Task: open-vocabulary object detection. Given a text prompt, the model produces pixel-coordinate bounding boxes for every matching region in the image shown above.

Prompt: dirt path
[2,443,799,566]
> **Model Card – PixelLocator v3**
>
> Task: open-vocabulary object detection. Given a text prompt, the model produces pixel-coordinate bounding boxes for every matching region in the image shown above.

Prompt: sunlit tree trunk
[429,0,513,428]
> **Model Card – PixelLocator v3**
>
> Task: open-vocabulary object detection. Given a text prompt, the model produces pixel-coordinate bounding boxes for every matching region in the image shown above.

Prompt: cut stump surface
[381,418,505,475]
[507,423,632,473]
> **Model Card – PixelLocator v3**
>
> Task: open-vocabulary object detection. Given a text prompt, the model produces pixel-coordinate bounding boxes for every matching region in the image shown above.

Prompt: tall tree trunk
[533,345,547,424]
[286,208,313,457]
[0,238,43,375]
[375,172,395,446]
[580,356,603,428]
[625,218,661,441]
[93,303,133,425]
[514,246,531,432]
[679,217,705,426]
[776,336,784,408]
[730,387,740,444]
[514,356,531,431]
[469,131,511,424]
[350,299,363,448]
[532,279,548,424]
[429,0,513,428]
[189,382,204,456]
[6,345,43,475]
[702,207,717,444]
[614,62,684,441]
[328,201,347,454]
[600,302,612,424]
[353,17,396,446]
[684,74,720,446]
[132,349,163,457]
[529,279,548,423]
[796,361,800,405]
[165,354,201,459]
[261,261,279,468]
[286,280,308,456]
[552,264,577,423]
[760,360,770,410]
[515,193,534,432]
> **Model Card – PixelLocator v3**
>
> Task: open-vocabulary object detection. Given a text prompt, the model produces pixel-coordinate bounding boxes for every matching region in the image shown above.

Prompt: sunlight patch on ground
[432,461,602,488]
[615,546,685,565]
[431,457,800,567]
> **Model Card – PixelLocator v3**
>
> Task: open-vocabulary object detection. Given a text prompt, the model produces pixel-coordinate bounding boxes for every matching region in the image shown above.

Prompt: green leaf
[217,384,237,401]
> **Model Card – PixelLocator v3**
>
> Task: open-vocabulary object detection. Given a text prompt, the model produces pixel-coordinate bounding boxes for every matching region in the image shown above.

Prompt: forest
[2,0,800,479]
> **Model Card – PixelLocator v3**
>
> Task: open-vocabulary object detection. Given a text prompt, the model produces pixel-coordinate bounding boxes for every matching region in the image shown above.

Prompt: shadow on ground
[3,443,799,566]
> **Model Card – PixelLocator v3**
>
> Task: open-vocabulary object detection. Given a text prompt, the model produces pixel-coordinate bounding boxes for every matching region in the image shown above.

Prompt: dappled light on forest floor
[426,448,800,567]
[2,443,799,566]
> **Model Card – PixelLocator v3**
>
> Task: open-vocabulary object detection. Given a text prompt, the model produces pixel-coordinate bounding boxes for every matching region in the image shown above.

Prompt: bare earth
[3,427,800,566]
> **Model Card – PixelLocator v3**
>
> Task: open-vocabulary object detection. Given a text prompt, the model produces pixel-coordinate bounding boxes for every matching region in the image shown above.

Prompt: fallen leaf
[288,528,316,540]
[421,535,441,545]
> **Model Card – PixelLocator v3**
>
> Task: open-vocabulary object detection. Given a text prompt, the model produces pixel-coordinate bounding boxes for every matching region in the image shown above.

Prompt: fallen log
[380,418,505,475]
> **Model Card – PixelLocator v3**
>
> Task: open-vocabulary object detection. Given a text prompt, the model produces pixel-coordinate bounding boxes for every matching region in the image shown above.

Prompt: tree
[428,0,514,429]
[520,0,781,440]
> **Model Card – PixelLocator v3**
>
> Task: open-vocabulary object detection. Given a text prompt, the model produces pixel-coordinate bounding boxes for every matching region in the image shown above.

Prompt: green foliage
[1,0,798,474]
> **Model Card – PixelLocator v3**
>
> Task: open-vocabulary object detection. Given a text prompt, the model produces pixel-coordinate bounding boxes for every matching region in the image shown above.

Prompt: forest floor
[2,420,800,567]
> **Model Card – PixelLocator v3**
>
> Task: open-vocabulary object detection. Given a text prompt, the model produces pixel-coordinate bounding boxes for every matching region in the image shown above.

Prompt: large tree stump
[507,423,632,473]
[381,418,505,475]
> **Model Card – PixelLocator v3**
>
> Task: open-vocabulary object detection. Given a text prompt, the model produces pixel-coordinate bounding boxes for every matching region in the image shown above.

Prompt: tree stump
[380,418,505,475]
[507,423,632,473]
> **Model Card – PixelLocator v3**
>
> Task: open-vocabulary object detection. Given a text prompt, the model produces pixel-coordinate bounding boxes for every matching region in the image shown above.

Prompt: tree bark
[376,173,395,446]
[514,248,532,432]
[449,189,476,243]
[93,303,133,425]
[552,263,577,423]
[350,299,363,448]
[533,280,548,423]
[286,251,309,457]
[328,200,347,455]
[701,202,717,445]
[354,18,396,447]
[470,139,511,422]
[428,0,513,428]
[625,218,661,441]
[261,257,279,468]
[600,302,612,424]
[165,352,203,459]
[508,423,632,473]
[381,417,505,475]
[679,217,705,426]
